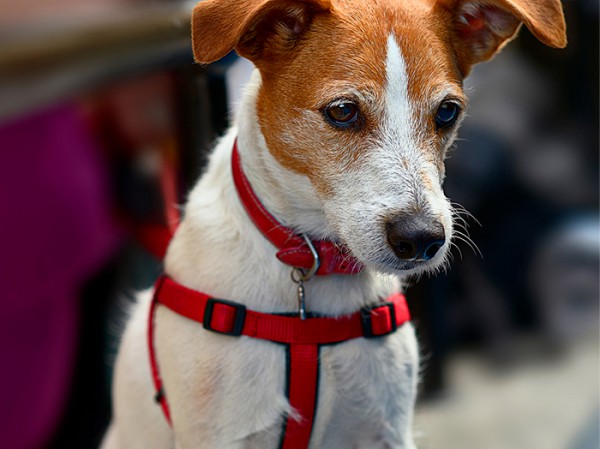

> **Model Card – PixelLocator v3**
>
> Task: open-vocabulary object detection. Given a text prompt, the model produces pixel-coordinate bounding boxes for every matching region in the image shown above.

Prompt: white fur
[100,35,449,449]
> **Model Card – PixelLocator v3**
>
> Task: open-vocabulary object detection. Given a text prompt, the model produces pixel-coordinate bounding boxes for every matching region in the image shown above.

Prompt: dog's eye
[323,101,359,128]
[435,101,461,129]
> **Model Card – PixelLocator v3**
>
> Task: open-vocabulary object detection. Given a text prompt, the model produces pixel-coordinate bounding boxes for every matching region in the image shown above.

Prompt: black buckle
[361,302,397,338]
[154,387,165,404]
[203,298,247,336]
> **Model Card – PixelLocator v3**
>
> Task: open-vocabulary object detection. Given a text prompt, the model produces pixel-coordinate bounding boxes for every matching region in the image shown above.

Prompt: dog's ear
[437,0,566,75]
[191,0,332,65]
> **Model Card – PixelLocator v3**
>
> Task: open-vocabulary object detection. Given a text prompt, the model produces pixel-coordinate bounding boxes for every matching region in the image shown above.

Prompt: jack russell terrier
[101,0,566,448]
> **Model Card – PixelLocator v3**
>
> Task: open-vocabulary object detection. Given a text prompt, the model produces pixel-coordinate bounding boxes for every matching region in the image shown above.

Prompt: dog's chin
[358,249,449,278]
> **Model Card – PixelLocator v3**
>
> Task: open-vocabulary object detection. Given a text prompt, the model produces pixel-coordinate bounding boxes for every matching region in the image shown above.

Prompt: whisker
[453,232,483,258]
[448,201,483,259]
[448,240,464,260]
[450,201,482,227]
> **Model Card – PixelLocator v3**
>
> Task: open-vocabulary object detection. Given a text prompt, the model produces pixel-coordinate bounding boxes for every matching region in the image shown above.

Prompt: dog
[101,0,565,448]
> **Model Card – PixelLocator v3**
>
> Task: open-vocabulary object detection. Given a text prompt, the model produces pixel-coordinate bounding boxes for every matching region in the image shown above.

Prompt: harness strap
[147,297,171,425]
[148,275,410,448]
[282,344,320,449]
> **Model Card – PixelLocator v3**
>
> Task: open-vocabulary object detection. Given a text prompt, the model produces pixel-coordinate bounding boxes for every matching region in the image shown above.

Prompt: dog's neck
[165,71,400,316]
[235,72,333,241]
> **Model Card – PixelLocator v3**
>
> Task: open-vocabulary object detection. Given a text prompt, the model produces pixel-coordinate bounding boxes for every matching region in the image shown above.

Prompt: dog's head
[192,0,565,276]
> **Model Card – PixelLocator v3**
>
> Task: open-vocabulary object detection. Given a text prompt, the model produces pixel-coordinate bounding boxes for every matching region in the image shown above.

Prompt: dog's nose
[385,214,446,261]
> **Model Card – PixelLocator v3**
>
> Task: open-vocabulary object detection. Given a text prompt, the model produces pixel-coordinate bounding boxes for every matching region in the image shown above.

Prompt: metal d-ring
[300,234,320,281]
[290,235,320,320]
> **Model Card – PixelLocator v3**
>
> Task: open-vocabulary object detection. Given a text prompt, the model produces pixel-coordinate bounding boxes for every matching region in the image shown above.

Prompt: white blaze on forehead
[384,34,415,143]
[380,33,437,213]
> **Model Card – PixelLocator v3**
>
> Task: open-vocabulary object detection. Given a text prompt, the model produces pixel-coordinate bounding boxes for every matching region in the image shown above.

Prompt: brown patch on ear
[191,0,258,64]
[191,0,332,65]
[237,1,330,63]
[436,0,566,75]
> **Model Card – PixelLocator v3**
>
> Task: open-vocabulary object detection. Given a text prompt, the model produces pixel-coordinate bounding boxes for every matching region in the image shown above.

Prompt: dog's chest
[234,327,419,448]
[160,311,418,448]
[311,327,418,447]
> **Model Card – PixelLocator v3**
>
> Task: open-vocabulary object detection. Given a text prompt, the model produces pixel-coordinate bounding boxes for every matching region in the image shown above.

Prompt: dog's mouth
[380,256,441,273]
[347,242,450,277]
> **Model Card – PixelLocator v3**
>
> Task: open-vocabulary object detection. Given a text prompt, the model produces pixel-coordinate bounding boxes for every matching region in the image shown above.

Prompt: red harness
[147,141,411,448]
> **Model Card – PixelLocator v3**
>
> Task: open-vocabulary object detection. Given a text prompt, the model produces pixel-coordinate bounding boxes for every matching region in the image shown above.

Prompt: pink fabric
[0,104,119,449]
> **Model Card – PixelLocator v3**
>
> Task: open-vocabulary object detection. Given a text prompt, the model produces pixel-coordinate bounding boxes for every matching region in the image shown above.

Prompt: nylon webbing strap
[147,298,172,425]
[281,344,320,449]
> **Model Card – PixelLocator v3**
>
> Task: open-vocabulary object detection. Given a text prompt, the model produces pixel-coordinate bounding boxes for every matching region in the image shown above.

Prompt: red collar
[232,140,363,275]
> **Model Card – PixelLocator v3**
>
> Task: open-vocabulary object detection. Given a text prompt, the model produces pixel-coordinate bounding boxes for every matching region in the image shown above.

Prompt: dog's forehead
[344,0,462,99]
[265,0,462,109]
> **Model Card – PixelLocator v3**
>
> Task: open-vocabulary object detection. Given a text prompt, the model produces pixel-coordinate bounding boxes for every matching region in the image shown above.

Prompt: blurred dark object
[531,215,600,345]
[413,0,599,396]
[48,261,120,449]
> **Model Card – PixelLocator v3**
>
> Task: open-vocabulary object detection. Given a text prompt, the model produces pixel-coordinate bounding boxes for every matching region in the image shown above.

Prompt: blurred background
[0,0,597,448]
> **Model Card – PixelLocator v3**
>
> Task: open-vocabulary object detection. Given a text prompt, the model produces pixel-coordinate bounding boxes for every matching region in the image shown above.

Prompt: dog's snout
[386,214,446,261]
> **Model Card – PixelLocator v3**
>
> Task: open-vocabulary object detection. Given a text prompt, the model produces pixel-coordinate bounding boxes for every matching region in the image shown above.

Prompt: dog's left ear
[192,0,332,66]
[437,0,567,75]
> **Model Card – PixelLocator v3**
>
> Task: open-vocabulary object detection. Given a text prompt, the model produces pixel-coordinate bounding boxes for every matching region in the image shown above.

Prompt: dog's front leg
[155,312,290,449]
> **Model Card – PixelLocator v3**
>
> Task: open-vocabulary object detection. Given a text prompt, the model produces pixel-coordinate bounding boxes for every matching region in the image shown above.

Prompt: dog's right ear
[191,0,332,65]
